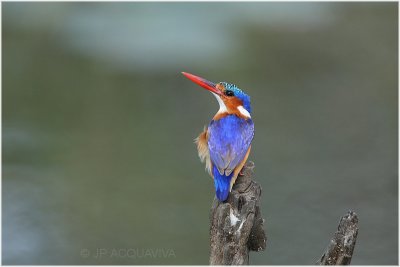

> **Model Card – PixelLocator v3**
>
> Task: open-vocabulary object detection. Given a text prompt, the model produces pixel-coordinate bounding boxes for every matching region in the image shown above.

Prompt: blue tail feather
[212,165,232,201]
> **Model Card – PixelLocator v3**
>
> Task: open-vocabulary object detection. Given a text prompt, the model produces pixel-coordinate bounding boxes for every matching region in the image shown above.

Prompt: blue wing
[208,115,254,176]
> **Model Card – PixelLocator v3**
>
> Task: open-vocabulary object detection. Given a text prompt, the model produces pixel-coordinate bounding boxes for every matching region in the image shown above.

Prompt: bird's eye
[225,90,234,97]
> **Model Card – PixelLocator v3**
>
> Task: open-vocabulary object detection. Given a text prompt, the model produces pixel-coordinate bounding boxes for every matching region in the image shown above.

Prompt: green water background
[3,2,398,264]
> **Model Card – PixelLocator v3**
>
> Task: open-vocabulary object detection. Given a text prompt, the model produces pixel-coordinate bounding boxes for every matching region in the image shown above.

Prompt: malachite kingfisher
[182,72,254,202]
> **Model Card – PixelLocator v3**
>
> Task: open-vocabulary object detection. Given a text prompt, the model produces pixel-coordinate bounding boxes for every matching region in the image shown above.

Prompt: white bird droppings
[230,209,240,226]
[238,220,245,232]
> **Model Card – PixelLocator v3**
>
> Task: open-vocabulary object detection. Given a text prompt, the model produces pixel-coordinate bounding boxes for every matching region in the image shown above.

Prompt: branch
[317,211,359,265]
[209,161,266,265]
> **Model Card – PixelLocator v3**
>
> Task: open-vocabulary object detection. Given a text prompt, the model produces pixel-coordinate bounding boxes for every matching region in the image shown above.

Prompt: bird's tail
[212,165,233,201]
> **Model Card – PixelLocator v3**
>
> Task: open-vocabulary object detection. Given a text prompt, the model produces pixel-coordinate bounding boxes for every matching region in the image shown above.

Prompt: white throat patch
[212,92,228,114]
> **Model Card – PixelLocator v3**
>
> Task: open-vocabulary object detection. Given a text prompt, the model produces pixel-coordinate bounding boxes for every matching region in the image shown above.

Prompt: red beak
[182,72,222,95]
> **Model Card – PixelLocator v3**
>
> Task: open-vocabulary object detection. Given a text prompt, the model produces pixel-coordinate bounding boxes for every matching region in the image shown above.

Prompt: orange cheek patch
[225,97,243,111]
[225,97,246,117]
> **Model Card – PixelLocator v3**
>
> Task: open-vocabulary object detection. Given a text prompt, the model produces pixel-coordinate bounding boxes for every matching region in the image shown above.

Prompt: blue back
[208,115,254,201]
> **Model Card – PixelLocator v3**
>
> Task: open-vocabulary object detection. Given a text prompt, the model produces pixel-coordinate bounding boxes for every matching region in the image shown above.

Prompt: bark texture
[317,211,359,265]
[209,161,266,265]
[208,161,359,265]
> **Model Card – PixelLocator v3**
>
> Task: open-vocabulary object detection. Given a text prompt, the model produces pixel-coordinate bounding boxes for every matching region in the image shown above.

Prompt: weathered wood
[317,211,359,265]
[209,161,266,265]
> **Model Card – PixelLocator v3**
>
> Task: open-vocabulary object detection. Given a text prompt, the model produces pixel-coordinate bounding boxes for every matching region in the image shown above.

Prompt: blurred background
[2,2,398,265]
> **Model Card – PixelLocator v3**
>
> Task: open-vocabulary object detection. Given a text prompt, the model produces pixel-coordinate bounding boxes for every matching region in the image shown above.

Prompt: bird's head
[182,72,251,120]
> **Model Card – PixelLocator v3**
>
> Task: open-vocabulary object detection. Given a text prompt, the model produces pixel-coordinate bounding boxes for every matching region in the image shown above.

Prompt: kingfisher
[182,72,254,202]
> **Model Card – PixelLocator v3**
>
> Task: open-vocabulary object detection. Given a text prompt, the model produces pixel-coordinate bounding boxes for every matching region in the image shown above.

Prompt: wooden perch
[208,161,358,265]
[317,211,359,265]
[209,161,266,265]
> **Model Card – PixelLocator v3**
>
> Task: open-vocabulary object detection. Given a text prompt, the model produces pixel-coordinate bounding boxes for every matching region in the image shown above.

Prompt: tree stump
[317,211,359,265]
[209,161,266,265]
[208,161,358,265]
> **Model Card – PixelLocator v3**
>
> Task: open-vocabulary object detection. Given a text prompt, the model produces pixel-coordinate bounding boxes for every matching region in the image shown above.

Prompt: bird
[182,72,254,202]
